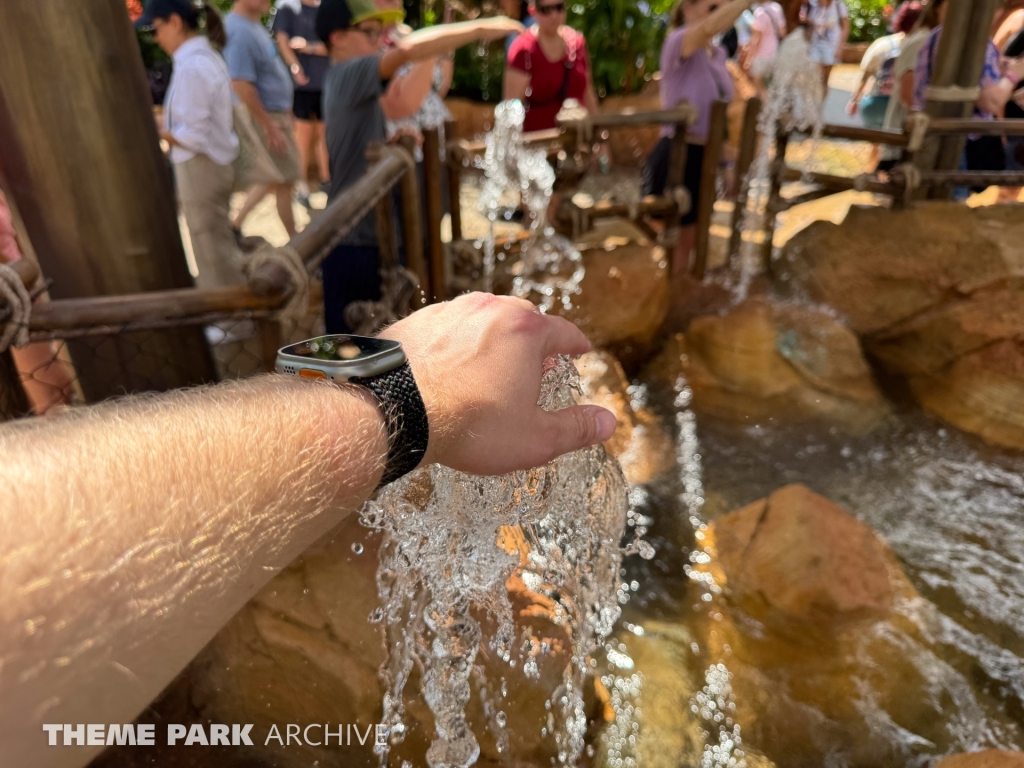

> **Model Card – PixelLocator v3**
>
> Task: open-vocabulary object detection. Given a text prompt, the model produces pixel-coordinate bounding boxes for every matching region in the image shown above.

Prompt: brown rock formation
[937,751,1024,768]
[576,350,673,485]
[548,224,670,360]
[709,484,895,632]
[642,297,887,432]
[781,202,1024,449]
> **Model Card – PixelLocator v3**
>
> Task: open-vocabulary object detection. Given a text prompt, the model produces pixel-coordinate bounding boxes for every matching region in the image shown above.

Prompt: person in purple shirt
[643,0,753,273]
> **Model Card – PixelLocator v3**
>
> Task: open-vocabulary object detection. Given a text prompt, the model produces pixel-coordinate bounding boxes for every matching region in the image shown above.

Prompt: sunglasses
[536,2,566,14]
[353,24,383,43]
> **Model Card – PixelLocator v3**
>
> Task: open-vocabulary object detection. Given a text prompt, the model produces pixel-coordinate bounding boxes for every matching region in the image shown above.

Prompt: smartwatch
[276,335,430,487]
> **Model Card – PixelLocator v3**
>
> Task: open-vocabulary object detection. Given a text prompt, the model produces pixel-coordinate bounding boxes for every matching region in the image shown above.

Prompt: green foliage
[566,0,674,97]
[451,40,508,103]
[844,0,890,44]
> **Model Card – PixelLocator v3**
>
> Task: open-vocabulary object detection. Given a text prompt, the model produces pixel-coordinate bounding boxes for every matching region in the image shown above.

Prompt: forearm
[978,78,1015,115]
[0,375,385,768]
[381,58,437,120]
[683,0,753,57]
[276,34,301,69]
[233,80,271,126]
[384,19,503,77]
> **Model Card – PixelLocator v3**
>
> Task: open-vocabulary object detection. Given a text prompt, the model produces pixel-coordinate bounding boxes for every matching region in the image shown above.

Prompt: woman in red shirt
[503,0,599,132]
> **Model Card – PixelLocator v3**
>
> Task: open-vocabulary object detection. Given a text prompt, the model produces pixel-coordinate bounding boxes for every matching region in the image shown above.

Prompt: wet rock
[780,202,1024,449]
[184,511,590,767]
[642,297,887,432]
[937,751,1024,768]
[576,350,673,485]
[708,484,897,632]
[548,223,669,359]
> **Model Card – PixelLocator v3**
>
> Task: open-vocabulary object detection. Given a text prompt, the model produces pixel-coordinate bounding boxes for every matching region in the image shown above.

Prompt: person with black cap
[136,0,244,291]
[316,0,522,335]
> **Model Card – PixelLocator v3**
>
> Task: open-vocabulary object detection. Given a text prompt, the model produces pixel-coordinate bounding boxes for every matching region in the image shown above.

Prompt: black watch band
[351,361,430,488]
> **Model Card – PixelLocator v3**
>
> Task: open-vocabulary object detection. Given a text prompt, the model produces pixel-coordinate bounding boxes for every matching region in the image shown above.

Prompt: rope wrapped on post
[244,243,310,328]
[923,85,981,102]
[0,262,31,352]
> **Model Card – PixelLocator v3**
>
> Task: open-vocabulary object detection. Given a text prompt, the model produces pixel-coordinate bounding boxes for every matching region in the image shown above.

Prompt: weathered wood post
[444,119,463,243]
[728,97,762,265]
[692,100,729,279]
[916,0,1001,196]
[0,0,216,401]
[422,127,448,302]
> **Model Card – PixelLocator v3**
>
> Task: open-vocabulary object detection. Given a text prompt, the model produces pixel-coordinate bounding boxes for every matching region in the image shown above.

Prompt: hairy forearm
[0,375,385,768]
[382,19,502,79]
[275,33,301,69]
[233,80,270,126]
[684,0,752,58]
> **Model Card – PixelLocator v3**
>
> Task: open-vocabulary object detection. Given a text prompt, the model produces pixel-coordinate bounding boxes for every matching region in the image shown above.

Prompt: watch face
[281,335,400,363]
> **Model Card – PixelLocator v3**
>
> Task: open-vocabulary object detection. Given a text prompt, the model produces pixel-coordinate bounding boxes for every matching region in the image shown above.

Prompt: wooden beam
[396,138,428,299]
[820,123,908,146]
[0,0,218,400]
[444,119,463,243]
[693,100,729,279]
[422,127,448,302]
[729,97,762,265]
[926,118,1024,136]
[557,105,699,132]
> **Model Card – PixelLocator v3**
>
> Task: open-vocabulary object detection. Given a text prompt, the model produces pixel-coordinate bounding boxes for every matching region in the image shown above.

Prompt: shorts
[808,38,838,66]
[641,137,704,227]
[293,90,323,121]
[859,95,890,129]
[255,111,300,185]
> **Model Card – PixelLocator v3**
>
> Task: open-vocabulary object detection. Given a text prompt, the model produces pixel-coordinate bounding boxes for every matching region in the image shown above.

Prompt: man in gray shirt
[316,0,521,333]
[224,0,300,237]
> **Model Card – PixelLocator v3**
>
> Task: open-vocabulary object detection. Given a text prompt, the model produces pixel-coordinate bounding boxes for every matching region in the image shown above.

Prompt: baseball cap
[134,0,197,29]
[316,0,405,44]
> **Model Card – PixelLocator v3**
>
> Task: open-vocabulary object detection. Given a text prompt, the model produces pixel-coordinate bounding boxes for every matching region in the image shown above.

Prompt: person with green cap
[316,0,521,334]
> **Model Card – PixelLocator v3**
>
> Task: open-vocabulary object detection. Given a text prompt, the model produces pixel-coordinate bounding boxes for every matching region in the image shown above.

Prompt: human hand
[846,97,859,115]
[262,119,288,154]
[289,36,308,50]
[1007,56,1024,83]
[380,293,617,475]
[292,66,310,86]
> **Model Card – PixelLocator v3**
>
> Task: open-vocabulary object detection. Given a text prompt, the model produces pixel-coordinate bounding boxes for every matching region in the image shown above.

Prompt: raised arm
[681,0,755,60]
[379,16,524,81]
[0,293,615,768]
[380,58,439,120]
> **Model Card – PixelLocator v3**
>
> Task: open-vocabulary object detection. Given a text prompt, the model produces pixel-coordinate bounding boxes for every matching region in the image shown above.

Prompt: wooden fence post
[0,0,216,400]
[444,119,463,243]
[728,97,762,266]
[692,100,729,279]
[422,127,448,302]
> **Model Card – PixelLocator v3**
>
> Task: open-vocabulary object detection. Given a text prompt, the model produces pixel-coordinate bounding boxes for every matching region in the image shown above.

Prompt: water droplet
[495,711,507,728]
[637,540,655,560]
[351,542,364,555]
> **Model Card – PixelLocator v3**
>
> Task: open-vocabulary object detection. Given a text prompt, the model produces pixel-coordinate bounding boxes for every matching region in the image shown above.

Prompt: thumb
[541,405,618,462]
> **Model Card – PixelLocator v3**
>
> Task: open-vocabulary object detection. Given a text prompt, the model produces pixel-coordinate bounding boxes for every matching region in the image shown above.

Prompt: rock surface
[181,512,586,768]
[576,350,673,485]
[708,484,896,632]
[549,221,670,360]
[781,202,1024,449]
[936,751,1024,768]
[642,297,887,432]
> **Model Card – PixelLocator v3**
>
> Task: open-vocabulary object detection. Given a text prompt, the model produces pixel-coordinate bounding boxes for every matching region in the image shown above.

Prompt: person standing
[644,0,750,274]
[503,0,599,132]
[273,0,331,209]
[804,0,849,89]
[741,0,786,96]
[846,4,921,130]
[316,0,521,333]
[224,0,301,237]
[136,0,243,290]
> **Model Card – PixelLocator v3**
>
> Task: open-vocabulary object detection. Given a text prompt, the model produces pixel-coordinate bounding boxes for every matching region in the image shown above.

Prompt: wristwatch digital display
[276,335,429,487]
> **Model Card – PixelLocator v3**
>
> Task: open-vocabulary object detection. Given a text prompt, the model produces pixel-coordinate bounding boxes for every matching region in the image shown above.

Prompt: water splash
[728,31,824,302]
[361,357,631,767]
[674,377,746,768]
[478,100,584,313]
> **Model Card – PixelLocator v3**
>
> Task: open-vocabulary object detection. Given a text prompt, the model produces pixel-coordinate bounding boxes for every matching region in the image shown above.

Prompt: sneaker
[296,192,312,210]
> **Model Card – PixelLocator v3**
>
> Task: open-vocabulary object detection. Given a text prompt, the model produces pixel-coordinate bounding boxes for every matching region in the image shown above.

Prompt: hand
[478,16,525,40]
[1007,56,1024,83]
[292,65,310,87]
[262,119,288,154]
[289,36,308,50]
[846,97,859,115]
[380,293,617,475]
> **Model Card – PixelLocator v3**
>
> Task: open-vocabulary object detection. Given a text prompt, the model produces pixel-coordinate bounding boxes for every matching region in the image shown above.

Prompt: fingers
[539,313,592,360]
[539,405,617,462]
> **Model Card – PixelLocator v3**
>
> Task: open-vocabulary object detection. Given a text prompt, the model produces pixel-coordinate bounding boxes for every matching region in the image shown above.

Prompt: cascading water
[478,99,585,312]
[726,30,824,301]
[361,357,651,767]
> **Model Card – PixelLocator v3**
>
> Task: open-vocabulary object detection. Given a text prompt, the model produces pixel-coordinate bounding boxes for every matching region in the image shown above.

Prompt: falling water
[361,357,651,767]
[478,100,585,312]
[728,30,824,301]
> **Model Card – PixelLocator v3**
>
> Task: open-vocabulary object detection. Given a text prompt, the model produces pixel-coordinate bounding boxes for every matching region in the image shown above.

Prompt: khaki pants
[175,154,244,289]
